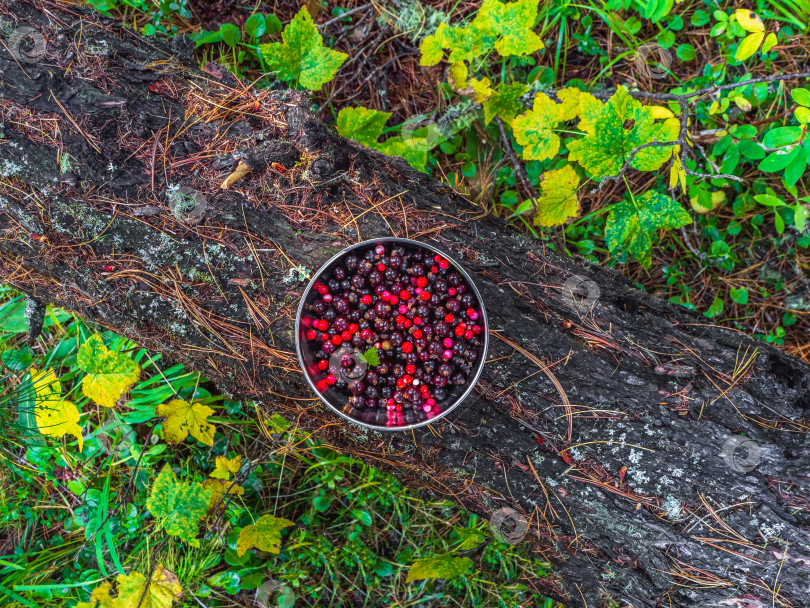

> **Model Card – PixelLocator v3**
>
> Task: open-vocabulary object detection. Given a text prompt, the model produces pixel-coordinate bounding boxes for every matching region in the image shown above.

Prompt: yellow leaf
[447,61,468,90]
[77,334,141,408]
[670,156,687,193]
[735,32,765,61]
[649,105,674,119]
[796,106,810,124]
[690,190,726,213]
[735,9,765,33]
[204,478,245,513]
[762,32,778,53]
[157,399,215,446]
[31,367,83,451]
[469,77,494,102]
[733,96,753,112]
[210,455,242,480]
[116,565,183,608]
[533,165,581,227]
[237,514,296,556]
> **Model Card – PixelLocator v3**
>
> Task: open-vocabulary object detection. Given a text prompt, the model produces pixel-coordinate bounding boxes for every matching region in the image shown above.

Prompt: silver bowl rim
[294,237,489,432]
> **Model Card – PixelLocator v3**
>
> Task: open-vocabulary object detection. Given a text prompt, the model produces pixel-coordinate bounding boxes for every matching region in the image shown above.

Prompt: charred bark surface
[1,2,809,606]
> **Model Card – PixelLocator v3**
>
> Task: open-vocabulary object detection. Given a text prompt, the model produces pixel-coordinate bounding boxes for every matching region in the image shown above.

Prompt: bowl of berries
[295,238,488,430]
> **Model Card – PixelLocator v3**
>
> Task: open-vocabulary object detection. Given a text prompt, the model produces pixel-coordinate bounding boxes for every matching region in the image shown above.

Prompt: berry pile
[301,242,485,427]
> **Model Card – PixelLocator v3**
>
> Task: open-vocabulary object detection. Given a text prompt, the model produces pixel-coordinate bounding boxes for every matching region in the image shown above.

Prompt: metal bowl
[295,238,488,431]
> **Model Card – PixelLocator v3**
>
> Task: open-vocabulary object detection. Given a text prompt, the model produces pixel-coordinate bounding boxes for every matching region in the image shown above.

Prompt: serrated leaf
[31,367,83,451]
[77,334,141,408]
[511,93,564,161]
[157,399,216,446]
[360,346,380,366]
[568,87,678,179]
[735,9,765,33]
[147,465,212,547]
[483,82,528,124]
[203,478,245,513]
[533,165,580,227]
[336,107,392,147]
[210,455,242,480]
[259,8,347,91]
[406,554,473,582]
[419,28,446,65]
[605,191,691,268]
[735,32,765,61]
[475,0,544,56]
[557,87,602,125]
[237,514,296,556]
[115,565,183,608]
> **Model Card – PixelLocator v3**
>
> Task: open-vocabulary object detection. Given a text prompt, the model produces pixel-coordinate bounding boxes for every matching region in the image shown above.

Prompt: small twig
[318,4,372,29]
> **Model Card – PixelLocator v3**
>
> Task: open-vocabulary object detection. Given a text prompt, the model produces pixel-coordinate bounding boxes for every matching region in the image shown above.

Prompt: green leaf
[483,82,528,125]
[605,191,691,268]
[188,30,223,47]
[704,296,724,318]
[406,554,473,583]
[147,465,212,547]
[313,495,333,512]
[794,203,808,232]
[336,107,392,147]
[511,93,564,161]
[244,14,266,39]
[266,14,283,34]
[656,30,675,49]
[676,43,695,61]
[762,126,802,149]
[784,147,807,187]
[219,23,241,47]
[735,32,765,61]
[568,87,679,179]
[157,399,216,447]
[533,165,580,227]
[360,346,380,367]
[237,514,296,556]
[77,334,141,408]
[759,147,801,172]
[691,10,710,26]
[259,8,347,91]
[754,194,785,207]
[730,287,748,305]
[0,298,28,333]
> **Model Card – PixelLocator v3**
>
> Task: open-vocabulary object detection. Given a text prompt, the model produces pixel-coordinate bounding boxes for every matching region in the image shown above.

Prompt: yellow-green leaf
[605,191,691,268]
[259,8,347,91]
[157,399,216,446]
[735,9,764,33]
[796,106,810,124]
[336,107,392,148]
[77,334,141,408]
[482,82,528,124]
[735,32,765,61]
[204,478,245,513]
[475,0,544,56]
[406,554,473,583]
[237,514,296,556]
[511,93,564,161]
[533,165,581,227]
[147,465,212,547]
[452,527,487,550]
[762,32,778,53]
[32,367,83,451]
[115,565,183,608]
[447,61,468,91]
[568,86,678,179]
[419,28,446,66]
[210,455,242,480]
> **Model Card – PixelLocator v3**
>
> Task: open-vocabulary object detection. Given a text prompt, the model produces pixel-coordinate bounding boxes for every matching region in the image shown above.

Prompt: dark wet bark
[1,2,809,606]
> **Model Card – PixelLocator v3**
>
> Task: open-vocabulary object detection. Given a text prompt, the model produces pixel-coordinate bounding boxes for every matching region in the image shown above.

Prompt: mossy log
[1,2,810,606]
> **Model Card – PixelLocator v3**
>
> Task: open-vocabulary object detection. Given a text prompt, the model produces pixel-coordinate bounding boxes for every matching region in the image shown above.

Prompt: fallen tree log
[1,2,809,606]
